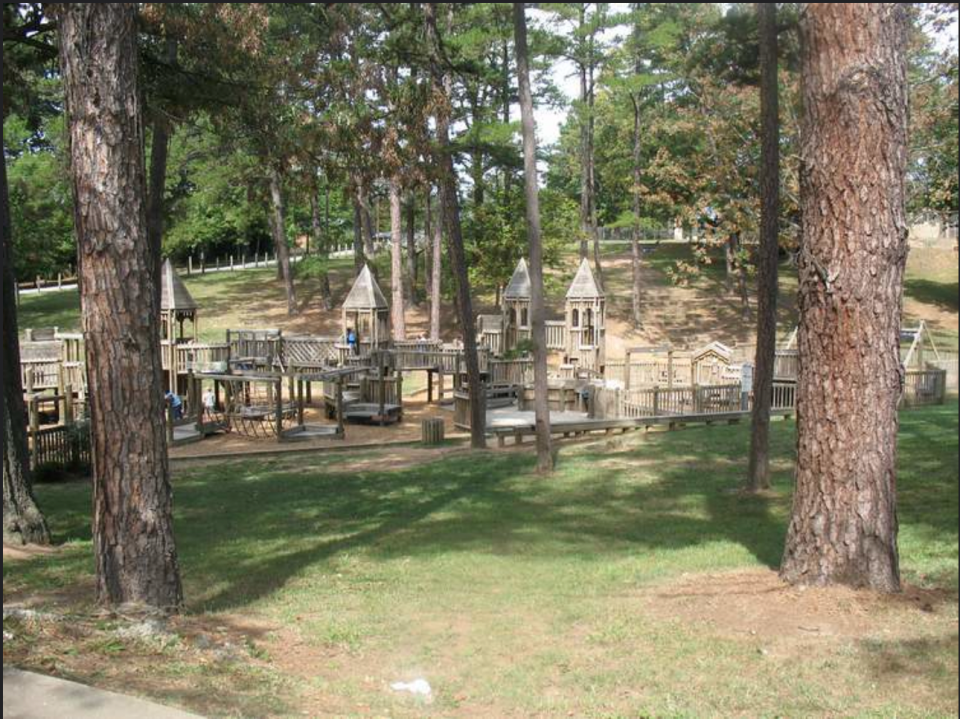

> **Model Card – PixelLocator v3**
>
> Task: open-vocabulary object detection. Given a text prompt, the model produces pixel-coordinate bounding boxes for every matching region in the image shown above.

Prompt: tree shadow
[904,279,960,314]
[16,404,956,615]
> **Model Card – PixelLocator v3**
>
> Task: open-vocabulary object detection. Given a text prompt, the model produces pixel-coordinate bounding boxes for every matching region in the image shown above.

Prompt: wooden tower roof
[503,258,532,300]
[343,265,388,310]
[566,258,604,300]
[160,259,198,311]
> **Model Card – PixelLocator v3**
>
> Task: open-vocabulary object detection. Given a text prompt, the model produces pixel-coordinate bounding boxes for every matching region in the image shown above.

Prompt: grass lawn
[4,403,958,718]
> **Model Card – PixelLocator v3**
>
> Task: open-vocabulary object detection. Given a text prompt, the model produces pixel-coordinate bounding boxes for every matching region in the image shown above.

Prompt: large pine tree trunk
[426,2,486,448]
[268,166,297,315]
[2,146,51,546]
[428,188,443,342]
[747,2,781,493]
[389,178,407,340]
[514,2,553,473]
[58,3,182,609]
[780,3,909,593]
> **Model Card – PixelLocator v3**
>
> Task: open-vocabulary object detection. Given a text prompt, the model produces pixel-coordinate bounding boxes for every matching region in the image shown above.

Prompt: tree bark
[268,166,297,315]
[426,2,486,448]
[780,2,909,593]
[389,178,406,340]
[352,192,366,274]
[58,3,182,610]
[747,2,781,493]
[514,1,554,473]
[2,142,51,546]
[405,193,418,306]
[578,4,590,262]
[310,178,333,310]
[428,187,443,342]
[630,97,643,329]
[588,55,603,285]
[146,37,178,299]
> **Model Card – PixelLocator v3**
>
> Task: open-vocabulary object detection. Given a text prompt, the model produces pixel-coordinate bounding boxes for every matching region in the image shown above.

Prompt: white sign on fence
[740,363,755,395]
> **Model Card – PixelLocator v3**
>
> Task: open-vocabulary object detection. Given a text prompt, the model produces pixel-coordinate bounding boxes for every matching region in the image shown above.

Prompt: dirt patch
[641,568,958,651]
[169,400,464,462]
[3,544,64,562]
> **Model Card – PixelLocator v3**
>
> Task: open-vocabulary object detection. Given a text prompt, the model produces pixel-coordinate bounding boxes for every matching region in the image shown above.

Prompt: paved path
[3,667,204,719]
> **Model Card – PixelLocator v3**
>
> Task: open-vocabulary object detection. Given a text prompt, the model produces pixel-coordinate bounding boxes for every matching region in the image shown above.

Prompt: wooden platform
[490,409,795,446]
[342,403,403,425]
[281,424,344,442]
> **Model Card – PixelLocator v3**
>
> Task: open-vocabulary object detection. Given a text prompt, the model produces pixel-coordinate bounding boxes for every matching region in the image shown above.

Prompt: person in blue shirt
[347,327,358,355]
[164,390,183,420]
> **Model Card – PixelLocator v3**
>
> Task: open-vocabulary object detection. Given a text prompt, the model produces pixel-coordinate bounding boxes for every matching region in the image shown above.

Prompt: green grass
[17,257,358,342]
[5,403,958,718]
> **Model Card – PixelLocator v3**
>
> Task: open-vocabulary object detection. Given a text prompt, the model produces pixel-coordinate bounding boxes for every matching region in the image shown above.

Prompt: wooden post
[421,418,445,446]
[29,396,40,436]
[624,349,632,390]
[25,367,35,394]
[428,369,434,404]
[653,386,660,417]
[275,378,284,441]
[378,357,387,427]
[64,384,75,426]
[667,349,674,390]
[58,272,63,289]
[27,396,40,469]
[297,379,305,426]
[336,377,345,436]
[188,256,193,275]
[200,252,206,274]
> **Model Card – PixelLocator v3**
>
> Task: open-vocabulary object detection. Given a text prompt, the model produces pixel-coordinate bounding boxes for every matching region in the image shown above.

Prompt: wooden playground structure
[20,260,951,465]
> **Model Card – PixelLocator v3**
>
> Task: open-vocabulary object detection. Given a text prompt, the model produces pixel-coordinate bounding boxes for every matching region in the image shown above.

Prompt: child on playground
[347,327,358,355]
[203,387,216,417]
[164,390,183,420]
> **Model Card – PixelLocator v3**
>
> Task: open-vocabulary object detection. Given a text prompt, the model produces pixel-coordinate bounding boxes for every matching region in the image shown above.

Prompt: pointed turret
[566,258,604,300]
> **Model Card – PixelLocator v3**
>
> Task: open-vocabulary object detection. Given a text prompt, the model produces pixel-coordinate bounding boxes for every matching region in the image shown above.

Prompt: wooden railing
[618,383,745,419]
[545,321,567,351]
[774,350,799,380]
[283,336,340,368]
[479,329,503,357]
[21,360,86,392]
[28,423,91,471]
[359,375,403,406]
[174,343,231,373]
[771,381,797,411]
[489,358,534,386]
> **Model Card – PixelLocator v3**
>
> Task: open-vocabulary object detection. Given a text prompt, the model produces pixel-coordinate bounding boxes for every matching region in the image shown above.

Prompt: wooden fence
[902,368,948,407]
[29,423,91,471]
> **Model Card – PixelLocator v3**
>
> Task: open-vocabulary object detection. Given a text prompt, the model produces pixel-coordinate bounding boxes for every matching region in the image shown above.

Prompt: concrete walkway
[3,667,204,719]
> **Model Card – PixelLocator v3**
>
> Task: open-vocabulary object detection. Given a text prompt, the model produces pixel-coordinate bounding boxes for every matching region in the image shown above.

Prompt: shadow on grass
[859,634,960,685]
[13,404,958,614]
[904,279,960,313]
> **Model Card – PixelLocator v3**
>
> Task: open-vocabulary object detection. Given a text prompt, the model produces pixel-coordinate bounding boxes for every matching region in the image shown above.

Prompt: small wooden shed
[342,265,390,354]
[565,258,606,370]
[502,258,532,353]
